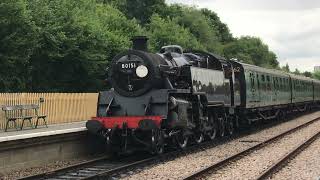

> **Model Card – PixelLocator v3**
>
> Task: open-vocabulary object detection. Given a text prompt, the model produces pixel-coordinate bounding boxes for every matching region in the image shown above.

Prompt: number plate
[121,62,137,69]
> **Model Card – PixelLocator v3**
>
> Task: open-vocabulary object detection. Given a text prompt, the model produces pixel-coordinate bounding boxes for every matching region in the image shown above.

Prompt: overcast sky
[167,0,320,72]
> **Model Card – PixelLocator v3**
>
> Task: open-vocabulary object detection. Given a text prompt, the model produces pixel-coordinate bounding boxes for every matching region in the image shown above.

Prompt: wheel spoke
[207,113,217,140]
[219,117,225,137]
[175,131,188,149]
[152,129,164,154]
[194,132,204,144]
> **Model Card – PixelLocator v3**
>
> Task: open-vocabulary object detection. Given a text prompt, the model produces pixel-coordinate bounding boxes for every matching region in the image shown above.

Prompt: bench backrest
[2,105,22,111]
[2,104,40,118]
[2,105,23,119]
[21,104,39,110]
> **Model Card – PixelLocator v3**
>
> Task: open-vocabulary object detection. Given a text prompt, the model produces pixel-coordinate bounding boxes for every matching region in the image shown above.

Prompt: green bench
[2,104,47,132]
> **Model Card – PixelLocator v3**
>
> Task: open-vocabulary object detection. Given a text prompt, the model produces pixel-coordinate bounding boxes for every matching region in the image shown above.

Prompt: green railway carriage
[232,62,291,109]
[313,79,320,101]
[289,75,313,103]
[229,60,319,124]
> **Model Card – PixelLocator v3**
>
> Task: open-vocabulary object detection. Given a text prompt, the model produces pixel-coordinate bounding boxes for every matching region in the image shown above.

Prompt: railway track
[183,117,320,180]
[18,114,316,180]
[17,129,268,179]
[256,131,320,180]
[18,153,158,180]
[20,137,234,180]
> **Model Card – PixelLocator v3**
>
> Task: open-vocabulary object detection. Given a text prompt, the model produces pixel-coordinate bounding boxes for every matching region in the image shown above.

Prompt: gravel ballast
[270,137,320,180]
[206,117,320,179]
[0,155,104,180]
[123,111,320,180]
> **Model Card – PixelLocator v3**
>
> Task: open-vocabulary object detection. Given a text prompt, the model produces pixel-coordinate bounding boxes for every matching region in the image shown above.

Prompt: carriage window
[261,75,266,90]
[299,81,302,91]
[257,74,260,89]
[250,73,255,88]
[266,75,271,91]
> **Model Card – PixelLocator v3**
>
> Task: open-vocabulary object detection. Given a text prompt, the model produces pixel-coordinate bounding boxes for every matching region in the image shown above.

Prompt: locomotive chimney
[131,36,148,51]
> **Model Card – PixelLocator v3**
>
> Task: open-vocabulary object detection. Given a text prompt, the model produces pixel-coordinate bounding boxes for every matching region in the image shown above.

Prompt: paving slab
[0,121,87,143]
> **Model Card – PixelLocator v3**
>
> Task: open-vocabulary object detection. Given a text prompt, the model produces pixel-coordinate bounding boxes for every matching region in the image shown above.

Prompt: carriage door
[256,73,261,103]
[249,71,257,104]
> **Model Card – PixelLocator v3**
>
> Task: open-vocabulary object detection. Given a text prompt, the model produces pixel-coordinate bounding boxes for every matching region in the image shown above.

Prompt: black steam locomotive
[86,36,320,154]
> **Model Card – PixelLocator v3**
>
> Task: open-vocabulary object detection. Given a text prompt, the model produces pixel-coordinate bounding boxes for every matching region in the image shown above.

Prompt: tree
[28,0,143,92]
[147,14,203,52]
[223,36,279,68]
[0,0,143,92]
[0,0,39,92]
[303,71,312,77]
[201,8,234,44]
[174,7,221,53]
[110,0,167,24]
[313,71,320,80]
[293,68,301,75]
[281,63,290,73]
[0,0,282,92]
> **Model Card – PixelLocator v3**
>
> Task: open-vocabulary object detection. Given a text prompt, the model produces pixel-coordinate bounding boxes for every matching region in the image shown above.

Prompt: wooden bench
[2,104,48,132]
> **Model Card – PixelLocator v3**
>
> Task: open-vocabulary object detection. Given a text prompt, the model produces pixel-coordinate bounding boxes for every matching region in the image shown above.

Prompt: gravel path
[206,117,320,180]
[0,155,104,180]
[122,111,320,180]
[270,137,320,180]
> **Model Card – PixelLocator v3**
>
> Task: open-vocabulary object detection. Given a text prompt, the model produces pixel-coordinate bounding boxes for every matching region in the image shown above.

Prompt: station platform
[0,121,87,143]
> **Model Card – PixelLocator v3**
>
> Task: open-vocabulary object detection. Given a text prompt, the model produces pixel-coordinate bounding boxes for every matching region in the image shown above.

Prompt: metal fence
[0,93,98,130]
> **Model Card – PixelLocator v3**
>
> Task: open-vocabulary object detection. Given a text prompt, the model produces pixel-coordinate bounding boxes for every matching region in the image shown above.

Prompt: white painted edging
[0,127,87,143]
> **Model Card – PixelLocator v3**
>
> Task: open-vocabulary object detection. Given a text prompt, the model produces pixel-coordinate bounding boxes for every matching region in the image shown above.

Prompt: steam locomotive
[86,36,320,154]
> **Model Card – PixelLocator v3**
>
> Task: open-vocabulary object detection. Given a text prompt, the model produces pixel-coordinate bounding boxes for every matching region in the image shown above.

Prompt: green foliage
[0,0,39,91]
[223,36,279,68]
[0,0,142,92]
[174,7,221,53]
[281,64,290,73]
[0,0,282,92]
[313,71,320,80]
[201,8,234,44]
[147,14,203,51]
[303,71,312,77]
[293,68,301,75]
[107,0,167,24]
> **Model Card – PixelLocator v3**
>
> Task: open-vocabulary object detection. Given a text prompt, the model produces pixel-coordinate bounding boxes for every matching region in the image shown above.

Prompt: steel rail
[18,156,111,180]
[18,140,225,180]
[256,131,320,180]
[18,131,252,180]
[80,117,303,179]
[80,155,167,180]
[183,117,320,180]
[18,114,317,180]
[78,139,235,179]
[18,139,220,180]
